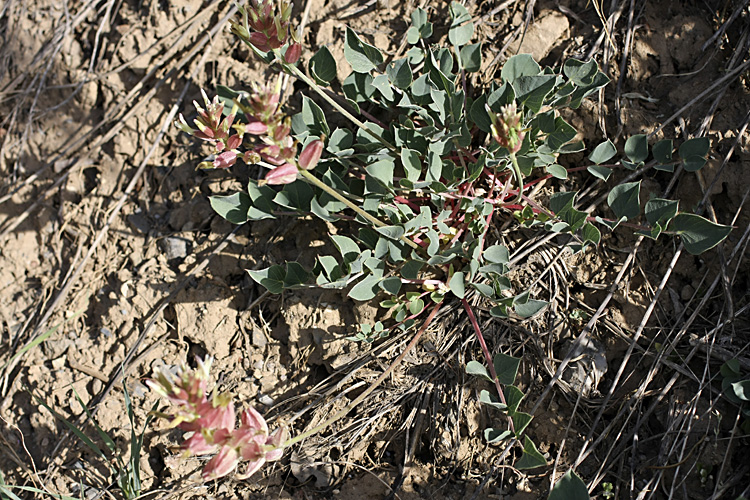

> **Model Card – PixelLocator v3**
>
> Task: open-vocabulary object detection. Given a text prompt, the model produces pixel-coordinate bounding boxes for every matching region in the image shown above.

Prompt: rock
[560,336,608,397]
[251,325,268,348]
[160,236,188,260]
[510,10,569,62]
[127,212,151,234]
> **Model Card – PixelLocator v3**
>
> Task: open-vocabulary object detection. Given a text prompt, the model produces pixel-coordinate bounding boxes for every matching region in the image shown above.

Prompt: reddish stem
[461,298,515,433]
[394,195,420,212]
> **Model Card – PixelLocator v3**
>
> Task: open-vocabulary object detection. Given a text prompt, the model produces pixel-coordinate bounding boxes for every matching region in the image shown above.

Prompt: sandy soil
[1,0,749,499]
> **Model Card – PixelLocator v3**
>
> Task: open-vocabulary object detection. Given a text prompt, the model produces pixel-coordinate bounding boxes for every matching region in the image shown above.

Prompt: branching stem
[298,169,420,250]
[276,53,397,152]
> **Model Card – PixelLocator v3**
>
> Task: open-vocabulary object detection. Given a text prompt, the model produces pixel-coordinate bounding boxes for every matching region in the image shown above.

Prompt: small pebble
[160,236,188,260]
[127,213,151,234]
[51,355,66,370]
[258,394,274,406]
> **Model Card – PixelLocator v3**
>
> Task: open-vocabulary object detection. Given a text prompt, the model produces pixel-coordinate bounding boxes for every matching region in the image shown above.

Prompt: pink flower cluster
[177,83,324,186]
[487,102,526,154]
[147,357,285,480]
[177,90,243,170]
[230,0,301,63]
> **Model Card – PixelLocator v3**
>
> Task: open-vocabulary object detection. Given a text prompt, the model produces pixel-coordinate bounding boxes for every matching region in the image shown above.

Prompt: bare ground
[1,0,749,499]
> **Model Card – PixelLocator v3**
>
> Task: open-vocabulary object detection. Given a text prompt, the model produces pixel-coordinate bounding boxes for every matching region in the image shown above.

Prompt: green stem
[283,300,443,448]
[509,152,524,204]
[277,53,397,152]
[298,169,419,250]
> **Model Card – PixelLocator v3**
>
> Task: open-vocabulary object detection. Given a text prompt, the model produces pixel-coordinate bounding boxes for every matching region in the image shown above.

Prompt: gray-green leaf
[493,352,520,385]
[449,271,465,298]
[466,360,491,381]
[309,46,337,85]
[671,213,732,254]
[548,470,590,500]
[210,192,251,224]
[607,181,641,220]
[516,435,548,469]
[624,134,648,164]
[588,139,616,164]
[344,27,383,73]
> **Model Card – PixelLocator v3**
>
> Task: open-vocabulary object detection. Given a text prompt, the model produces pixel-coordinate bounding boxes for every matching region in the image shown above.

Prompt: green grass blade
[123,379,140,498]
[73,388,119,460]
[0,484,81,500]
[32,392,108,462]
[1,308,84,372]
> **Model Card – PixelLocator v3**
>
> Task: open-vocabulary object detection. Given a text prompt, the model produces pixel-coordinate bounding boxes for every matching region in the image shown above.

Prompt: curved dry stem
[283,300,443,448]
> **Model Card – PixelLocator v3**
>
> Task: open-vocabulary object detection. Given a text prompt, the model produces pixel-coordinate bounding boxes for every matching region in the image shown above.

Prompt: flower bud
[284,42,301,64]
[298,139,324,170]
[263,162,298,185]
[487,102,525,153]
[226,134,242,150]
[249,32,273,52]
[214,151,237,169]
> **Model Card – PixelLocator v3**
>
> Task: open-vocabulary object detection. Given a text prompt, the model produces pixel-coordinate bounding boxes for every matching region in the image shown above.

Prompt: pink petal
[214,151,237,169]
[284,42,301,64]
[245,120,268,135]
[273,122,290,142]
[197,400,235,431]
[267,426,287,449]
[226,134,242,150]
[183,432,217,455]
[240,407,268,434]
[202,446,239,480]
[298,139,324,170]
[235,458,266,480]
[264,447,283,462]
[264,163,298,185]
[238,435,264,461]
